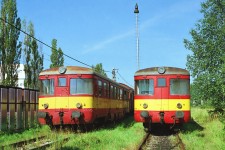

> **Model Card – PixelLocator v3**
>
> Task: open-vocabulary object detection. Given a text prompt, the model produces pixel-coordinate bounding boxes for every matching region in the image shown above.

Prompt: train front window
[157,78,166,87]
[58,77,66,86]
[170,79,190,95]
[136,79,154,95]
[70,78,93,94]
[40,79,55,95]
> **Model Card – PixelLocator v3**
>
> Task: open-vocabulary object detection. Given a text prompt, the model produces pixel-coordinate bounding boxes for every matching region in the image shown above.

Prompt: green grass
[2,108,224,150]
[180,107,225,150]
[62,117,145,150]
[0,116,145,150]
[0,125,50,146]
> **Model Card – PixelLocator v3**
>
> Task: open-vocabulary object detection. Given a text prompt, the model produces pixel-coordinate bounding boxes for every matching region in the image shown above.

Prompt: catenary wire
[117,70,133,87]
[0,17,92,68]
[0,17,133,86]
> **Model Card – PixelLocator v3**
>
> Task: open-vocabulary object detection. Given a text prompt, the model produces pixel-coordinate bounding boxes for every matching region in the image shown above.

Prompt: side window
[119,89,123,100]
[98,80,102,97]
[114,87,117,99]
[157,78,166,87]
[70,78,93,94]
[104,82,109,98]
[58,77,66,86]
[124,90,127,100]
[110,85,114,99]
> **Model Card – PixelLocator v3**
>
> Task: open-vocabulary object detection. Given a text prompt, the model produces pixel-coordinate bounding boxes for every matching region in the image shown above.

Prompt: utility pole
[112,68,117,81]
[134,3,140,70]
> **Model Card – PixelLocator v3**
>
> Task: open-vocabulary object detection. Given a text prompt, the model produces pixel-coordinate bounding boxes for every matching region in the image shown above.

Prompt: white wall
[17,64,25,88]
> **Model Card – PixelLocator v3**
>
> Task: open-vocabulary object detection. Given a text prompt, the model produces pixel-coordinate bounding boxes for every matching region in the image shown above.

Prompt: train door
[155,77,169,111]
[55,76,69,110]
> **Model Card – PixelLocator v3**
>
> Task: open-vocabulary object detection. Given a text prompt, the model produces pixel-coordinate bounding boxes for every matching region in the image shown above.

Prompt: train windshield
[70,78,93,94]
[135,79,154,95]
[170,79,190,95]
[40,79,55,95]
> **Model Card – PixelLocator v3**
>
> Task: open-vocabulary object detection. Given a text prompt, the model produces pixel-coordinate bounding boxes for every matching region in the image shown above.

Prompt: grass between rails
[0,116,145,150]
[0,125,71,149]
[179,107,225,150]
[62,116,145,150]
[2,108,223,150]
[0,125,49,146]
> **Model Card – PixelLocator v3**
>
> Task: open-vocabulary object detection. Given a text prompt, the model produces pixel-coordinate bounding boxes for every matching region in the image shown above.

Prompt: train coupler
[159,112,165,124]
[59,112,64,128]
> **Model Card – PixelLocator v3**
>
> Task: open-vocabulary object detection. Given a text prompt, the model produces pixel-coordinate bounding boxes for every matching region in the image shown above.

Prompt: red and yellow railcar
[134,67,190,131]
[37,66,133,127]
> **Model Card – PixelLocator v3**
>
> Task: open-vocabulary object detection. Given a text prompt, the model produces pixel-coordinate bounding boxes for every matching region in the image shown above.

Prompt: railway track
[1,135,70,150]
[138,125,185,150]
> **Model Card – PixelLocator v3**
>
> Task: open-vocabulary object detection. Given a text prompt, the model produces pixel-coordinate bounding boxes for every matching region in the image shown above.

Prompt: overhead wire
[116,70,133,87]
[0,17,92,68]
[0,17,133,86]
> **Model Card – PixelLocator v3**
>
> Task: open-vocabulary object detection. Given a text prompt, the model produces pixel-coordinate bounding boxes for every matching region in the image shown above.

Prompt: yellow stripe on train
[134,99,190,111]
[39,96,128,110]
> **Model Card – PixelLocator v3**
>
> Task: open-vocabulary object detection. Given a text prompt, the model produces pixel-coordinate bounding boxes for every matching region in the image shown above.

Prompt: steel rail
[137,132,151,150]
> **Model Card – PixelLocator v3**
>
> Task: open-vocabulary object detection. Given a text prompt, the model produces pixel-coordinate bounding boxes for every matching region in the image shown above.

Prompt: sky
[17,0,204,87]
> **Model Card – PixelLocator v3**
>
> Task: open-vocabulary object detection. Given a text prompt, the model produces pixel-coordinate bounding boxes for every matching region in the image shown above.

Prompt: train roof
[119,83,134,91]
[135,66,190,76]
[39,66,134,90]
[39,66,94,76]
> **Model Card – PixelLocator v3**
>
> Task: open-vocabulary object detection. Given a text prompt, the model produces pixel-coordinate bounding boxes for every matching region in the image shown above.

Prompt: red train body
[134,67,191,131]
[37,66,133,127]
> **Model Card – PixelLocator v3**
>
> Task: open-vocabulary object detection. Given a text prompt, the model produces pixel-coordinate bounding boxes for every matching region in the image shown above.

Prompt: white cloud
[82,29,135,54]
[82,0,201,55]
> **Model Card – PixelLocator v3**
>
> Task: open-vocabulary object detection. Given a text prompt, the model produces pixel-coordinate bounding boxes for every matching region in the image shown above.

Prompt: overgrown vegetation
[62,117,144,150]
[0,125,50,146]
[180,107,225,149]
[1,111,225,149]
[0,116,145,150]
[184,0,225,109]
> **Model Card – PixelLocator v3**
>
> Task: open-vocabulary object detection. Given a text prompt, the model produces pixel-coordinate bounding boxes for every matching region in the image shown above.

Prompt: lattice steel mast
[134,3,140,70]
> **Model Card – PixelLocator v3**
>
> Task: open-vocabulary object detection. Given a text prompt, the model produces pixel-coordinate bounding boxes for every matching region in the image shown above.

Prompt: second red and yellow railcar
[134,67,190,131]
[37,66,133,128]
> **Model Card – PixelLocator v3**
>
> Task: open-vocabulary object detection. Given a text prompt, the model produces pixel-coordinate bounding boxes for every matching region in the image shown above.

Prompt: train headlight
[43,103,49,109]
[158,67,166,74]
[59,66,67,74]
[143,103,148,109]
[177,103,182,109]
[76,103,82,109]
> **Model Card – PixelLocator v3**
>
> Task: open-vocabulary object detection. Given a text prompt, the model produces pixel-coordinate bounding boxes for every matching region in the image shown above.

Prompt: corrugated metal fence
[0,86,39,131]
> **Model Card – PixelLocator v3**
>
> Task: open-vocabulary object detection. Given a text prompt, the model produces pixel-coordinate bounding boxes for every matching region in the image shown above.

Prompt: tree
[50,39,57,68]
[23,20,43,89]
[0,0,22,86]
[50,39,64,68]
[58,47,64,66]
[93,63,107,77]
[184,0,225,109]
[23,20,32,88]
